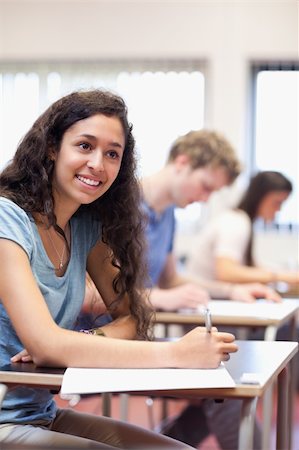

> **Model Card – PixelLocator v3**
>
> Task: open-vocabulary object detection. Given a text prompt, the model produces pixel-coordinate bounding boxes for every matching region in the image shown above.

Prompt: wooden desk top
[135,340,298,399]
[0,341,297,399]
[0,363,64,389]
[155,298,299,327]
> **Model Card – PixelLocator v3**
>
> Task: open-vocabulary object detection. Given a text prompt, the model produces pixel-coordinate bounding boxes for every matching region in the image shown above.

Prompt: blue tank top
[0,197,100,424]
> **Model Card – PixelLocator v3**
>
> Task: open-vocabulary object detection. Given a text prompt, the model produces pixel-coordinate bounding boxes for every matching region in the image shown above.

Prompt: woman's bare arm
[216,256,299,285]
[1,239,238,369]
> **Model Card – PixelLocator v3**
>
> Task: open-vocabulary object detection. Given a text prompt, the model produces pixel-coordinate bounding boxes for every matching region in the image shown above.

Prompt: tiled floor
[55,389,299,449]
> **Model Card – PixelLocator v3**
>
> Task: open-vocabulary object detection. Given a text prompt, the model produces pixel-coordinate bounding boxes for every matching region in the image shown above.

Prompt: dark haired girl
[0,90,237,448]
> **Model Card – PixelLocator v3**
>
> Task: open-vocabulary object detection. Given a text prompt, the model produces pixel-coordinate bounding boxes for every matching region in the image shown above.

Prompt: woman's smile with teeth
[76,175,101,186]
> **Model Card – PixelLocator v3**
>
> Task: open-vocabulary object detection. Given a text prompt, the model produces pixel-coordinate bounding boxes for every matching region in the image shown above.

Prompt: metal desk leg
[262,325,278,450]
[262,385,274,450]
[238,397,258,450]
[264,325,278,342]
[265,317,296,449]
[102,392,112,417]
[288,316,297,450]
[120,393,129,421]
[236,327,249,340]
[277,366,290,450]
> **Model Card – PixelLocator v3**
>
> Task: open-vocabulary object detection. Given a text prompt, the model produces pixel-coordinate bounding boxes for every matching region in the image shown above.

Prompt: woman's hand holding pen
[11,305,237,371]
[172,327,238,369]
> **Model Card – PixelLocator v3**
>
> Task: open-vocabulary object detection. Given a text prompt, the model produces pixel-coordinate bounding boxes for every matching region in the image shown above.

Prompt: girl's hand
[230,283,281,303]
[11,349,32,363]
[173,327,238,369]
[277,270,299,285]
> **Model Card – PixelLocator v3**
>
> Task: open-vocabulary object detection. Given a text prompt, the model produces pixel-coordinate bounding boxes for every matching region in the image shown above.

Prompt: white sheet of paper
[61,364,235,395]
[207,299,298,319]
[178,298,299,320]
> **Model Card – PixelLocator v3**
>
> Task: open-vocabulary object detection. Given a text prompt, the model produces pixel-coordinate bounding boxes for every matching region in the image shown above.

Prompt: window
[0,61,206,231]
[0,61,205,178]
[251,63,299,226]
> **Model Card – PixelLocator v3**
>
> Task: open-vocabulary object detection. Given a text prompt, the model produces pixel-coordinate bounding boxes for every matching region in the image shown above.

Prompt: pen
[204,307,212,333]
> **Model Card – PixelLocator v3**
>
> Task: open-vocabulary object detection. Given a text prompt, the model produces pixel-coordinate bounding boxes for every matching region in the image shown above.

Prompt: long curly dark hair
[0,89,153,339]
[237,171,292,266]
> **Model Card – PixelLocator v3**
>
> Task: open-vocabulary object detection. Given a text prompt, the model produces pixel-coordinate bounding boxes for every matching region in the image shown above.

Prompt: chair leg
[161,398,169,421]
[146,397,155,430]
[120,393,129,421]
[119,394,157,431]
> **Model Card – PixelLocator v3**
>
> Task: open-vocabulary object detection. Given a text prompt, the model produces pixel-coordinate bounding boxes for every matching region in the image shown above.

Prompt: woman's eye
[107,150,119,160]
[79,142,92,151]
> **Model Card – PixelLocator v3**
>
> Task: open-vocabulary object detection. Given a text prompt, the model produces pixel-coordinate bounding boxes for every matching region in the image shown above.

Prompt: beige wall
[0,0,298,158]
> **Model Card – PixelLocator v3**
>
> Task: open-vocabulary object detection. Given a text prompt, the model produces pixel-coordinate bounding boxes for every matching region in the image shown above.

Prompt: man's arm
[149,254,210,310]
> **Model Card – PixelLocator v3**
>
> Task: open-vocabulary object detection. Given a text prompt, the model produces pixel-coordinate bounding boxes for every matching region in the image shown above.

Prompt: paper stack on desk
[201,299,298,319]
[178,298,299,319]
[61,364,235,395]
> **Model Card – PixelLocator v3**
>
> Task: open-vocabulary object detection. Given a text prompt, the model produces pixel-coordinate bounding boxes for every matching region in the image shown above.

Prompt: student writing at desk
[140,131,280,449]
[0,90,238,449]
[186,170,299,286]
[186,169,299,391]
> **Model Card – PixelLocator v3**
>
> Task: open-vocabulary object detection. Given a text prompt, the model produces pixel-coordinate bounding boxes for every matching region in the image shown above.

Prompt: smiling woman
[0,89,238,449]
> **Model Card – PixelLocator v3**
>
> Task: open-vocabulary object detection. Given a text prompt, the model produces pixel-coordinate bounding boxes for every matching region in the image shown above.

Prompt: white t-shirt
[186,209,251,280]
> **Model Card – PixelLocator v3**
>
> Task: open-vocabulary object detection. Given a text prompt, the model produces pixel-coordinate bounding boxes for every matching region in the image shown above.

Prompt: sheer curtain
[0,60,206,231]
[0,61,205,178]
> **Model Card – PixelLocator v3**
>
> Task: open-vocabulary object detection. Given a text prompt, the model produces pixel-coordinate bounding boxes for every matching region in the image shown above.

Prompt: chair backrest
[0,383,7,409]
